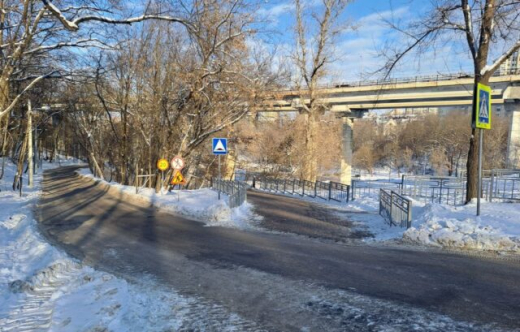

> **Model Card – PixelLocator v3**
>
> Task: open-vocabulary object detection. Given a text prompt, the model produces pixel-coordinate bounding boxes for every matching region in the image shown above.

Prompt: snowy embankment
[0,159,258,331]
[77,168,261,230]
[0,160,180,330]
[341,191,520,253]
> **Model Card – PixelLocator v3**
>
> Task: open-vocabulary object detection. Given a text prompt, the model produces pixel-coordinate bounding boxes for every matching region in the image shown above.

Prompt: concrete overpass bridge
[259,73,520,184]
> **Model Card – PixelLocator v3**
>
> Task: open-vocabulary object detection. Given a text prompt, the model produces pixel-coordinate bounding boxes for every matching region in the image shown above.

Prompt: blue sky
[256,0,475,83]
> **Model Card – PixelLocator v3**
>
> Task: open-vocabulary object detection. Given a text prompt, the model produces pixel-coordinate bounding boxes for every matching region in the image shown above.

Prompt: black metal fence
[351,179,402,199]
[488,169,520,201]
[253,177,351,203]
[401,176,467,206]
[211,178,248,208]
[354,170,520,206]
[249,169,519,210]
[379,189,413,228]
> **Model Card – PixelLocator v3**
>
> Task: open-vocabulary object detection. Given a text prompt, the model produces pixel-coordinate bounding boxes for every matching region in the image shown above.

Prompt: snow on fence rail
[252,177,351,203]
[211,178,247,208]
[379,189,413,228]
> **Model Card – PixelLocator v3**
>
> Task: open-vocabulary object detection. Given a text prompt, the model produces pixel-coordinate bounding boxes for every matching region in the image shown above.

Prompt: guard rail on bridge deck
[277,67,520,91]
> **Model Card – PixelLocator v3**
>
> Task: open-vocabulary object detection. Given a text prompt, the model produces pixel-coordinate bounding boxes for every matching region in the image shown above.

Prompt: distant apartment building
[499,51,520,75]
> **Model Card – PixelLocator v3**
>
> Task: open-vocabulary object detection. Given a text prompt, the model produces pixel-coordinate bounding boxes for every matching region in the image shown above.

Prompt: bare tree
[293,0,350,181]
[353,143,375,175]
[57,0,281,188]
[0,1,194,122]
[380,0,520,202]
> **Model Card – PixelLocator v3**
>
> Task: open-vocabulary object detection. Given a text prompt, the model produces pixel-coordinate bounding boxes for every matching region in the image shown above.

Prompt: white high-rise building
[499,51,520,75]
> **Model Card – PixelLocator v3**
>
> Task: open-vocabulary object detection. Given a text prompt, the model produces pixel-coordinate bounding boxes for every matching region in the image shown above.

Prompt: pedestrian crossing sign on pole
[212,138,228,155]
[475,83,492,130]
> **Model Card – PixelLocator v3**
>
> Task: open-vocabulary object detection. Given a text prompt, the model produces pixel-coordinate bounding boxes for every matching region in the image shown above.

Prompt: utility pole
[27,100,34,188]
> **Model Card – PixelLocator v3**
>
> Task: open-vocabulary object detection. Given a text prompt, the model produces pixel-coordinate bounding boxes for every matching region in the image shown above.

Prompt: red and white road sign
[170,156,185,170]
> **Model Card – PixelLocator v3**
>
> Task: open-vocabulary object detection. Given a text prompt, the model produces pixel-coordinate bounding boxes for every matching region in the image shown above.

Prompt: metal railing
[355,171,518,206]
[401,176,467,206]
[351,179,402,200]
[379,189,413,228]
[253,177,351,203]
[276,67,520,92]
[488,169,520,201]
[211,178,248,208]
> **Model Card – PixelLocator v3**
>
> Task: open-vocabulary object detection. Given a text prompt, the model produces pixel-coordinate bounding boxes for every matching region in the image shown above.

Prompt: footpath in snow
[0,159,261,331]
[77,168,261,230]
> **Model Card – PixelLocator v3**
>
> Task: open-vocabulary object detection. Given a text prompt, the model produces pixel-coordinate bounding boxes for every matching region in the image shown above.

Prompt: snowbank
[403,201,520,252]
[323,188,520,253]
[0,160,182,330]
[77,169,261,230]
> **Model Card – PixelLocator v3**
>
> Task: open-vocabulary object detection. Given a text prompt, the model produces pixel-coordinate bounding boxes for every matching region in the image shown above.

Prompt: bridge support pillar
[339,116,354,185]
[506,101,520,168]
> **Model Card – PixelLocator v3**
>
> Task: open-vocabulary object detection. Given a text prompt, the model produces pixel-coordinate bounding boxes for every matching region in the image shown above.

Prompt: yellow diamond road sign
[171,170,186,185]
[475,83,492,130]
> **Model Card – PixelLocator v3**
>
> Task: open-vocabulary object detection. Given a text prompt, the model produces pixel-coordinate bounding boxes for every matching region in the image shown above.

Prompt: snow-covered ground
[352,167,410,181]
[77,168,261,230]
[0,159,260,331]
[343,190,520,253]
[403,200,520,252]
[252,179,520,253]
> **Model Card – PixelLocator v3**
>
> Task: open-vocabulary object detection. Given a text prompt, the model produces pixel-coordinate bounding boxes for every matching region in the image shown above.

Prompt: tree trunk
[27,101,33,187]
[303,112,319,181]
[13,133,27,191]
[89,151,105,181]
[466,128,480,202]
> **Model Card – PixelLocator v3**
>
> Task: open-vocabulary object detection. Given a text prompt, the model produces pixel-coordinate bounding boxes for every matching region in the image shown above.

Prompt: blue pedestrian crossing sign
[212,138,228,155]
[475,83,492,130]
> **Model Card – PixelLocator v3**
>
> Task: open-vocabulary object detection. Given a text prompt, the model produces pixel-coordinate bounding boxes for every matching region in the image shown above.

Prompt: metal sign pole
[477,129,483,216]
[218,155,221,200]
[161,170,164,195]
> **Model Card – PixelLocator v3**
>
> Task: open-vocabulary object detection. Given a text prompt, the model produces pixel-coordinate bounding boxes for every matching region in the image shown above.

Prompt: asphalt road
[247,190,373,242]
[37,167,520,331]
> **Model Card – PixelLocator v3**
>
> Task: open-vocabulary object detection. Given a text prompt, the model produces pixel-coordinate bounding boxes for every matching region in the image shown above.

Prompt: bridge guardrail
[277,68,520,91]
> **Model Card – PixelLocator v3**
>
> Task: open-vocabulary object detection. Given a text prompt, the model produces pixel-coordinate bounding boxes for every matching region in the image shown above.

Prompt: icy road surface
[37,167,520,331]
